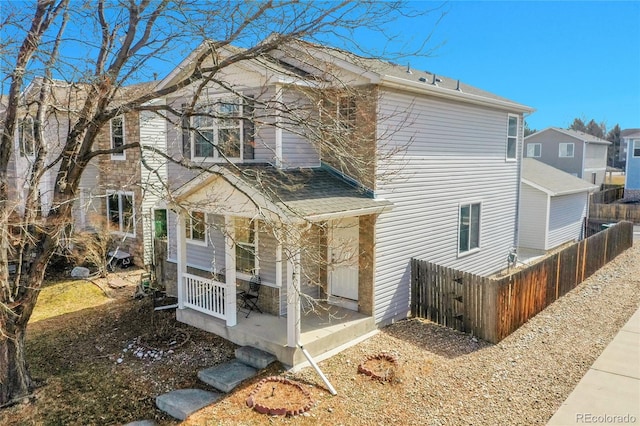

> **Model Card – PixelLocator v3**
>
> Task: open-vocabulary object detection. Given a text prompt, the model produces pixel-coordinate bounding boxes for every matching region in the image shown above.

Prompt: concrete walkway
[547,307,640,425]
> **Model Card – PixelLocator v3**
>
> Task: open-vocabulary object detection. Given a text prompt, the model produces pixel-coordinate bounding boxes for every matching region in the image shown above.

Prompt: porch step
[198,359,258,393]
[235,346,277,369]
[155,388,221,420]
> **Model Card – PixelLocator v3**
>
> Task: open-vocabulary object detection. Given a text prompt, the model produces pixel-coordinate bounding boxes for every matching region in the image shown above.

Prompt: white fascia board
[381,75,534,114]
[304,201,394,222]
[522,179,596,197]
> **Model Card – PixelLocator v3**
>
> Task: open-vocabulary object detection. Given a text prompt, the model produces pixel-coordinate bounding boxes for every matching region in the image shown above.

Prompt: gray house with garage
[144,41,533,366]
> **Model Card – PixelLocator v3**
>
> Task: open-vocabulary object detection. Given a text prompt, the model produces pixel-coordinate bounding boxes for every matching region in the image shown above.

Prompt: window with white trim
[235,217,257,274]
[110,116,125,159]
[185,211,206,243]
[526,143,541,158]
[191,98,242,160]
[633,139,640,157]
[506,115,518,160]
[107,191,134,236]
[19,116,35,157]
[337,95,356,131]
[559,143,574,158]
[459,203,480,254]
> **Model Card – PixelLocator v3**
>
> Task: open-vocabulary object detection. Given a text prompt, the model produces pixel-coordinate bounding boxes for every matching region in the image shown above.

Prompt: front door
[328,217,359,310]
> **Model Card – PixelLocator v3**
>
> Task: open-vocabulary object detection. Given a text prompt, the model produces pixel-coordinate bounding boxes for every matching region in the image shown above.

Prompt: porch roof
[175,164,393,221]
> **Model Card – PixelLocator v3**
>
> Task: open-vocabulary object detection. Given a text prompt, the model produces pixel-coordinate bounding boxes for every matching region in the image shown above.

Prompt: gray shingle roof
[541,127,611,145]
[522,158,598,196]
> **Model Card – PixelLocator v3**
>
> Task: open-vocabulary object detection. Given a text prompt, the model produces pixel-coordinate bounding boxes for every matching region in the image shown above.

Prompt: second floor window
[559,142,574,158]
[337,95,357,131]
[107,191,134,235]
[19,116,35,157]
[111,116,125,159]
[191,99,241,160]
[526,143,541,158]
[506,115,518,160]
[633,140,640,157]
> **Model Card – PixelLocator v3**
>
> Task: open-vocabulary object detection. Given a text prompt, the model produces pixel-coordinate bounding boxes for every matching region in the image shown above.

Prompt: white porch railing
[182,273,227,320]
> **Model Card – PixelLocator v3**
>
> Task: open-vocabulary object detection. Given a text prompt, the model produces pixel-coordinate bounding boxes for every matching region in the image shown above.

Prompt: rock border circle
[246,376,314,416]
[357,352,398,382]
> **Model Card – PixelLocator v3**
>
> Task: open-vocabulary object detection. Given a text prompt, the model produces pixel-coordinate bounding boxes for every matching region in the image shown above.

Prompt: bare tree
[0,0,440,406]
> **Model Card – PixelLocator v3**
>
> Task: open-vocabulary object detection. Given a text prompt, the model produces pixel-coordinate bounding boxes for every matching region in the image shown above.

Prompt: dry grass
[605,174,625,185]
[29,279,110,323]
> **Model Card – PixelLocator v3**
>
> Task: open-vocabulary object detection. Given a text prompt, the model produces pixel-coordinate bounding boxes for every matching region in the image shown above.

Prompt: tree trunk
[0,319,32,406]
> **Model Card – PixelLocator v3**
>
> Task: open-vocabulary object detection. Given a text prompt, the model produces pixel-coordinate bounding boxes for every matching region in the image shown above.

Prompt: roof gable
[526,127,611,145]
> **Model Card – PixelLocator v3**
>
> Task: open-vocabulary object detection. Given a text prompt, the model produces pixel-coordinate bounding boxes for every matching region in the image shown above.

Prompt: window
[459,203,480,254]
[110,116,125,159]
[107,192,134,235]
[18,116,35,157]
[235,217,256,274]
[633,140,640,157]
[185,211,206,243]
[506,115,518,160]
[154,209,167,238]
[559,143,574,158]
[337,95,357,130]
[526,143,541,158]
[191,98,242,160]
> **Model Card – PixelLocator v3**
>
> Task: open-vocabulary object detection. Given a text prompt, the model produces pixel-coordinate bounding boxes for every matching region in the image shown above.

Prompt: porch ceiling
[174,164,393,221]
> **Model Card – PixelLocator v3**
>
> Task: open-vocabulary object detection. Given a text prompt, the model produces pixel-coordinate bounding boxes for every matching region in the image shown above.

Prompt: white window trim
[527,143,541,158]
[185,210,208,246]
[559,142,575,158]
[18,116,36,158]
[506,114,518,161]
[235,218,259,279]
[106,190,135,237]
[457,201,482,257]
[191,95,243,162]
[633,139,640,158]
[110,115,126,160]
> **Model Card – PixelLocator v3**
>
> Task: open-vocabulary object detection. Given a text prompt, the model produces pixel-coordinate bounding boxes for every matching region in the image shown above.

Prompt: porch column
[286,240,301,348]
[176,211,187,309]
[224,215,237,327]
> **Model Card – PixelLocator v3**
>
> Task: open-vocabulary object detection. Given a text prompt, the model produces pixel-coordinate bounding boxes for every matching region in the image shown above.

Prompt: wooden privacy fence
[410,221,634,343]
[589,202,640,224]
[590,186,624,205]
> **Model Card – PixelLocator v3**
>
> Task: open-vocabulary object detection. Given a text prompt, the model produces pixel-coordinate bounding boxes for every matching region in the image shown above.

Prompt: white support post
[224,215,237,327]
[286,239,301,348]
[275,84,283,168]
[276,239,282,312]
[176,212,187,309]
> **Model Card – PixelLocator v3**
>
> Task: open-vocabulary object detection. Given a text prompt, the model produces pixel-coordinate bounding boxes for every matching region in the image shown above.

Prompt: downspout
[298,342,337,395]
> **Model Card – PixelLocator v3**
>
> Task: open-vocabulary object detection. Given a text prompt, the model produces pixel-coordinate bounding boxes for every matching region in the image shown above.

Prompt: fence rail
[411,221,634,343]
[183,273,227,320]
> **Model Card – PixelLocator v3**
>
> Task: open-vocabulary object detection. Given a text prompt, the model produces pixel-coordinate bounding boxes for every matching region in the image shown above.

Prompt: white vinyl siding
[167,211,226,272]
[547,193,588,249]
[518,183,549,251]
[279,89,320,168]
[374,88,522,325]
[140,108,168,264]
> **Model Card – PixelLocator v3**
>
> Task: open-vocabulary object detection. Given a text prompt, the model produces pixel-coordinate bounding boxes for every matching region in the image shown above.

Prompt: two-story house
[146,42,533,367]
[523,127,610,186]
[619,128,640,169]
[623,129,640,200]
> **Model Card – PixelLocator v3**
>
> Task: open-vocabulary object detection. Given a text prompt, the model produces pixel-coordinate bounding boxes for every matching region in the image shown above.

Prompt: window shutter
[181,104,190,158]
[243,95,255,160]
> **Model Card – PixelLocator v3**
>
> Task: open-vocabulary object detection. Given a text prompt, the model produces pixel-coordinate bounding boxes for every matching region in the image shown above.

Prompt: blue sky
[378,1,640,132]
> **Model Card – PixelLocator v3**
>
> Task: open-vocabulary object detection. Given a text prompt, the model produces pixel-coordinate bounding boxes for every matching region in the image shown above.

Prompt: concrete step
[198,359,258,393]
[155,388,221,421]
[235,346,277,369]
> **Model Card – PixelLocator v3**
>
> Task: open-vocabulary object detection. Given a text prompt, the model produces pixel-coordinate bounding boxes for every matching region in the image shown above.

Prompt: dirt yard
[1,243,639,425]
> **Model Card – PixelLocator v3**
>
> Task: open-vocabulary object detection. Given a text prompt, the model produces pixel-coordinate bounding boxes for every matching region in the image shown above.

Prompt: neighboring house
[148,41,533,367]
[7,78,157,266]
[619,128,640,168]
[518,158,597,257]
[624,130,640,200]
[523,127,610,186]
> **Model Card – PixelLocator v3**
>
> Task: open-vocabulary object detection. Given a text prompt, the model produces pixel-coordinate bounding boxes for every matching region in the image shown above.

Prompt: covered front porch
[169,165,392,367]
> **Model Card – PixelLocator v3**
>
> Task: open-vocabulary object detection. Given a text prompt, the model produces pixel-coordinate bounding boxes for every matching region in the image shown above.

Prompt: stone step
[198,359,258,393]
[235,346,277,370]
[155,388,221,421]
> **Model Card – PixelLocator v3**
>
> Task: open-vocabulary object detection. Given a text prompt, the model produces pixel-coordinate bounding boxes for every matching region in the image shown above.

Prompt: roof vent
[406,63,412,74]
[456,80,461,91]
[419,77,427,83]
[432,74,437,85]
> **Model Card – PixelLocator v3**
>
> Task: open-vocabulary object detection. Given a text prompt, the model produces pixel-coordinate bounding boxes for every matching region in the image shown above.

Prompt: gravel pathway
[187,243,640,426]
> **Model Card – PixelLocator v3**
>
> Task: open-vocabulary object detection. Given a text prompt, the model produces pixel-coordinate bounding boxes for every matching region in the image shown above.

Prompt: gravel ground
[187,243,640,426]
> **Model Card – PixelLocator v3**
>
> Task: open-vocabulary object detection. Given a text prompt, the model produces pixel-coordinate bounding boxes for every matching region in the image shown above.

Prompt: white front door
[328,217,359,310]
